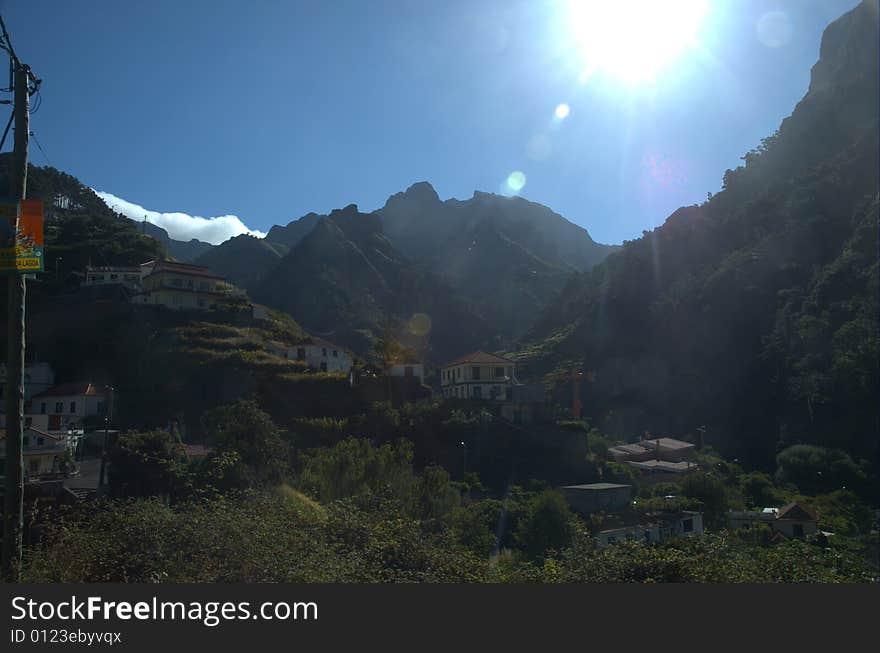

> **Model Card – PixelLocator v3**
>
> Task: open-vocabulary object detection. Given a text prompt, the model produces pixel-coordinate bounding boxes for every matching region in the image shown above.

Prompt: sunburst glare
[564,0,708,83]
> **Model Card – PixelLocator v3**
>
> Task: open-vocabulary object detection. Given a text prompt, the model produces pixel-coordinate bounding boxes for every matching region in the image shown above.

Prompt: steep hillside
[252,204,494,361]
[264,211,323,248]
[377,182,618,339]
[519,0,879,467]
[193,233,288,290]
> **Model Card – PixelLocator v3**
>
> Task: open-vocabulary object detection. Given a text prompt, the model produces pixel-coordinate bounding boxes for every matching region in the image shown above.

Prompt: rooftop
[563,483,631,491]
[609,443,650,455]
[86,265,143,273]
[639,437,695,450]
[32,382,108,399]
[627,460,697,473]
[145,260,225,281]
[777,502,819,521]
[443,350,515,367]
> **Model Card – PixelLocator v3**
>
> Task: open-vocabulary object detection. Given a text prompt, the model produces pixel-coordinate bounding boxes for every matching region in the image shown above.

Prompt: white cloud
[94,191,266,245]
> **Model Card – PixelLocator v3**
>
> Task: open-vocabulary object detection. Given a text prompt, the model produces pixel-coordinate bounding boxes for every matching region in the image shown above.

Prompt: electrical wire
[30,130,51,167]
[0,109,12,152]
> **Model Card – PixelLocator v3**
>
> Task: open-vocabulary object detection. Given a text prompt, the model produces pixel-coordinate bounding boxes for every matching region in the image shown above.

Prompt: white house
[0,427,76,480]
[83,265,146,290]
[267,338,352,373]
[29,382,110,430]
[440,351,516,401]
[596,511,704,548]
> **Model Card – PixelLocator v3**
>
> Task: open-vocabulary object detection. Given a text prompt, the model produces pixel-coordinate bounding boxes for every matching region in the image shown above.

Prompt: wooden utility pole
[2,62,30,582]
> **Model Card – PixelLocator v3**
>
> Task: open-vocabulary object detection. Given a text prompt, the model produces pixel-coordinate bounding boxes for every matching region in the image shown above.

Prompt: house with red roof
[440,351,517,401]
[30,382,110,431]
[727,501,819,539]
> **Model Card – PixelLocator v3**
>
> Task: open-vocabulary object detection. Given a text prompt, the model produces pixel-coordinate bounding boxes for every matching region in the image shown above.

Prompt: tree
[297,437,417,503]
[201,399,288,487]
[739,472,778,508]
[515,490,575,560]
[680,472,729,528]
[775,444,862,495]
[372,323,417,371]
[107,429,188,498]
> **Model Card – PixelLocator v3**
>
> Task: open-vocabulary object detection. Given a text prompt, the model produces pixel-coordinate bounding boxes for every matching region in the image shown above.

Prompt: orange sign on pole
[0,198,43,273]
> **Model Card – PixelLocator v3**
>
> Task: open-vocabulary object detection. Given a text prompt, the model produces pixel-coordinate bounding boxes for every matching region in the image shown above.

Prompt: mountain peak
[382,181,441,212]
[808,0,878,96]
[404,181,439,201]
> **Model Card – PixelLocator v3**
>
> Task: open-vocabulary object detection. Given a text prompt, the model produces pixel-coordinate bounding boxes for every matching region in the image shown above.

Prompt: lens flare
[757,11,793,48]
[506,171,526,193]
[554,103,570,119]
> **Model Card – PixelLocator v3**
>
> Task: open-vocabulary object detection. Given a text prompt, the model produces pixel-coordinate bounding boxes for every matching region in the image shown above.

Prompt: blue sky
[1,0,860,244]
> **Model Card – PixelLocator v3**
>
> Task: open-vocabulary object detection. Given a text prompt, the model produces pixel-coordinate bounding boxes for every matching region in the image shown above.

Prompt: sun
[565,0,708,83]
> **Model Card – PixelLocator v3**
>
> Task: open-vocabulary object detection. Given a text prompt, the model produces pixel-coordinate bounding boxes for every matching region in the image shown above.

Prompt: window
[456,368,460,378]
[97,401,105,414]
[505,387,512,401]
[37,437,44,446]
[23,436,29,446]
[333,350,338,357]
[473,386,482,399]
[297,348,305,361]
[55,402,63,413]
[682,519,693,533]
[494,367,504,378]
[320,361,327,372]
[472,366,481,380]
[40,402,46,414]
[70,401,76,414]
[506,366,512,377]
[110,274,118,280]
[29,460,39,473]
[322,348,327,357]
[793,524,804,538]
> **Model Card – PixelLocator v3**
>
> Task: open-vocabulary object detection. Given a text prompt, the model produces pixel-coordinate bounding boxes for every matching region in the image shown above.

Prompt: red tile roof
[777,502,819,521]
[442,351,515,367]
[32,382,108,398]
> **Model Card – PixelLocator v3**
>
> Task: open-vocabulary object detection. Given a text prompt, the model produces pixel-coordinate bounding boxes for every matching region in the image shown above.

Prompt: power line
[0,109,11,151]
[29,129,51,166]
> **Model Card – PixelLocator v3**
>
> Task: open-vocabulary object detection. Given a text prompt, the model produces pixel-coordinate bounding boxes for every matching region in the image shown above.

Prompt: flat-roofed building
[562,482,633,515]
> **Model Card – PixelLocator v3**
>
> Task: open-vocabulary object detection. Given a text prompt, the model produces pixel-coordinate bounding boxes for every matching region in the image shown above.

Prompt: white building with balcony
[440,351,516,401]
